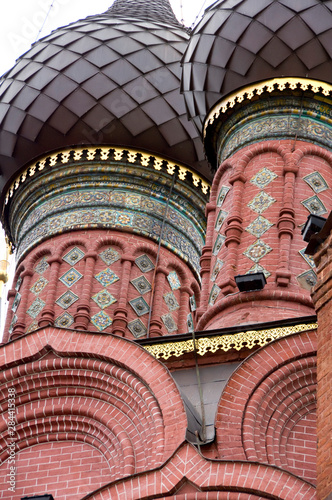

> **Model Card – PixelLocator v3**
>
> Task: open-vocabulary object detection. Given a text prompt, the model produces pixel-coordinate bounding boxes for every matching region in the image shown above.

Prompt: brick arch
[215,330,317,484]
[92,233,127,253]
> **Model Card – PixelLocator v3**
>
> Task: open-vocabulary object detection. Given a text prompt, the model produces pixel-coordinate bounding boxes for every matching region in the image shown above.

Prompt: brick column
[12,270,33,337]
[38,256,62,328]
[74,252,98,330]
[112,254,135,336]
[149,266,168,337]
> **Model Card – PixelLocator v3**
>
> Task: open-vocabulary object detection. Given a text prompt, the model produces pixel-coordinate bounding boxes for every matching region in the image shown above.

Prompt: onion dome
[0,0,209,197]
[182,0,332,133]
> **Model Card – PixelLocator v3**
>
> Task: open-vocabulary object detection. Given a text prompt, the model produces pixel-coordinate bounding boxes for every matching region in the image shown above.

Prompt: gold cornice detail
[204,77,332,137]
[143,322,318,360]
[5,146,210,205]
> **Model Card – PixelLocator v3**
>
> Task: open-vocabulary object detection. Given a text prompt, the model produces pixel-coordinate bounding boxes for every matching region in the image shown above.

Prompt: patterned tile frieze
[297,270,317,291]
[35,257,49,275]
[130,276,152,295]
[211,259,224,282]
[215,210,228,231]
[30,277,49,295]
[250,168,278,189]
[56,290,79,310]
[94,268,119,287]
[301,195,327,216]
[99,247,121,266]
[62,247,85,265]
[247,264,271,279]
[299,248,315,268]
[303,172,329,193]
[59,268,83,288]
[216,186,230,207]
[248,191,276,214]
[129,297,150,317]
[127,319,147,339]
[243,239,272,263]
[91,311,113,331]
[27,297,45,319]
[213,234,226,256]
[246,216,273,239]
[55,312,74,328]
[163,292,179,311]
[92,289,117,309]
[167,271,181,290]
[161,313,177,333]
[209,284,221,306]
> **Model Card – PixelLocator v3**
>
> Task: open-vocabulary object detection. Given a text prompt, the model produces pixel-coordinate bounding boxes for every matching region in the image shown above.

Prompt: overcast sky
[0,0,215,77]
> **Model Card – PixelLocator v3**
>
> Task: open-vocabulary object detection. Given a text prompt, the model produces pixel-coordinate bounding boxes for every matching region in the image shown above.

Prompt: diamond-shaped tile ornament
[56,290,79,310]
[12,293,21,313]
[247,264,271,279]
[161,313,177,333]
[211,259,224,282]
[303,172,328,193]
[26,320,39,334]
[209,284,221,306]
[217,186,230,207]
[163,292,179,311]
[135,254,155,273]
[246,216,273,238]
[244,239,272,263]
[95,268,119,287]
[128,318,147,339]
[213,234,226,255]
[299,249,315,268]
[30,276,49,295]
[99,247,121,266]
[15,276,22,291]
[302,195,327,216]
[187,313,194,333]
[250,167,278,189]
[167,271,181,290]
[60,268,83,287]
[129,297,150,316]
[215,210,228,231]
[91,311,113,331]
[62,247,85,266]
[297,270,317,291]
[190,295,196,312]
[248,191,276,214]
[130,275,152,295]
[92,289,117,309]
[27,297,46,319]
[35,257,49,275]
[55,312,74,328]
[9,314,18,334]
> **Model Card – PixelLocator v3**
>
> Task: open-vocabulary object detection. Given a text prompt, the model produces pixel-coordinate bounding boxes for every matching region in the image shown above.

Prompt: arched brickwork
[215,330,317,485]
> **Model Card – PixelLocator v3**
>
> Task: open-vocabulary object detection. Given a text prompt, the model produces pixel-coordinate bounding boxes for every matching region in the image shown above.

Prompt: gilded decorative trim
[143,322,318,360]
[204,78,332,136]
[5,146,210,205]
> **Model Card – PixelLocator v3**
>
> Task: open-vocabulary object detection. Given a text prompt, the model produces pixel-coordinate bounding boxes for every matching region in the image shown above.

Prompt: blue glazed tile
[94,268,119,287]
[59,268,83,287]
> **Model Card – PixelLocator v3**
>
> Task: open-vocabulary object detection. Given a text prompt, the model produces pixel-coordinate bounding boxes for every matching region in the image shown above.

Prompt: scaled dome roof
[0,0,209,195]
[182,0,332,132]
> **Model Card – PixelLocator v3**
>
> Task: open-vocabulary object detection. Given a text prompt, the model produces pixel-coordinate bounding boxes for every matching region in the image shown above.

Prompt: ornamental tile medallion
[246,216,273,238]
[35,257,49,275]
[91,311,113,331]
[92,289,117,309]
[243,239,272,263]
[99,247,121,266]
[60,268,83,288]
[94,268,119,287]
[163,292,179,311]
[27,297,45,319]
[130,275,152,295]
[30,276,49,295]
[62,247,85,266]
[15,276,22,291]
[250,167,277,189]
[301,195,327,216]
[297,270,317,291]
[161,313,177,333]
[187,313,194,333]
[56,290,79,310]
[209,284,221,306]
[55,311,74,328]
[217,186,230,207]
[303,172,328,193]
[167,271,181,290]
[135,254,155,273]
[128,318,147,339]
[215,210,228,231]
[12,293,21,313]
[26,320,39,334]
[211,259,224,282]
[129,297,150,317]
[299,248,315,268]
[190,295,196,312]
[213,234,226,255]
[247,263,271,279]
[248,191,276,214]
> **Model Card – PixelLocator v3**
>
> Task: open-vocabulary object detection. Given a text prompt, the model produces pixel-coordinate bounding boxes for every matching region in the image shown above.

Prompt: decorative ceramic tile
[299,248,315,268]
[297,270,317,291]
[129,297,150,316]
[55,311,74,328]
[91,311,113,331]
[127,318,147,338]
[190,295,196,312]
[301,195,327,216]
[59,268,83,288]
[56,290,79,310]
[250,167,277,189]
[27,297,45,319]
[246,216,273,238]
[187,313,194,333]
[248,191,276,214]
[209,284,221,306]
[135,254,155,273]
[243,239,272,263]
[62,247,85,266]
[247,264,271,279]
[99,247,121,266]
[26,320,39,334]
[215,210,228,231]
[130,275,152,295]
[30,276,49,295]
[9,314,17,334]
[15,276,22,291]
[217,186,230,207]
[12,293,21,313]
[167,271,181,290]
[35,257,49,275]
[161,313,177,333]
[213,234,226,255]
[92,289,117,309]
[94,268,119,287]
[163,292,179,311]
[303,172,328,193]
[211,259,224,282]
